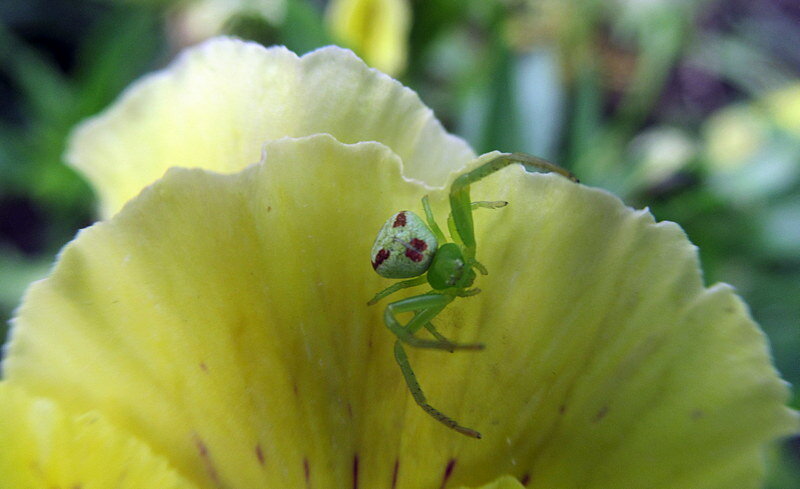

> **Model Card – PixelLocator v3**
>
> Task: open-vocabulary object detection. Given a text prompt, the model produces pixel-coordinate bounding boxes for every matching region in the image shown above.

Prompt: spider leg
[471,200,508,209]
[449,153,576,259]
[445,201,507,249]
[505,152,579,182]
[423,321,484,352]
[394,340,482,438]
[455,287,481,297]
[367,276,427,305]
[471,260,488,275]
[385,293,483,351]
[383,293,456,350]
[421,196,446,244]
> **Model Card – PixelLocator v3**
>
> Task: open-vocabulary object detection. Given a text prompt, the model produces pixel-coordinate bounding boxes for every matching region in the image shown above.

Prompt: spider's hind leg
[384,294,483,438]
[423,321,484,352]
[394,340,482,438]
[384,294,459,351]
[384,294,482,352]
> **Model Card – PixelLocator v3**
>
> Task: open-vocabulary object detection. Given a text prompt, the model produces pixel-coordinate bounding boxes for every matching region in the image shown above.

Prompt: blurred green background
[0,0,797,484]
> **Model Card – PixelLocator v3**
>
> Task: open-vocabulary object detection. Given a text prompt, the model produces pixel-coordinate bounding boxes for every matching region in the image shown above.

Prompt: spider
[368,152,579,438]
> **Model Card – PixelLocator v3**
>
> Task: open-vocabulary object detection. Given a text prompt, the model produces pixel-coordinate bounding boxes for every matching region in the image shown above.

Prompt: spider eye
[371,211,438,278]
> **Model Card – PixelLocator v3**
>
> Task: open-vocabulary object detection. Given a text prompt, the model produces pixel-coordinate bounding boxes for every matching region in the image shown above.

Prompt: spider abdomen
[371,211,438,278]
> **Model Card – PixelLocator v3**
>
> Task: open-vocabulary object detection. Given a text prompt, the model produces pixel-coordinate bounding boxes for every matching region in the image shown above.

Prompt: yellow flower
[326,0,410,76]
[704,104,768,171]
[2,38,797,488]
[764,82,800,137]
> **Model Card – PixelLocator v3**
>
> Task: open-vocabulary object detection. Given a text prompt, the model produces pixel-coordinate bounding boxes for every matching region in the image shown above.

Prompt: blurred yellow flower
[326,0,410,76]
[1,38,796,488]
[764,82,800,137]
[704,104,767,171]
[703,84,800,201]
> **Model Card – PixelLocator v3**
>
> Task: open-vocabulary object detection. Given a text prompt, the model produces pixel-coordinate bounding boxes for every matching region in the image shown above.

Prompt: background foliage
[0,0,797,485]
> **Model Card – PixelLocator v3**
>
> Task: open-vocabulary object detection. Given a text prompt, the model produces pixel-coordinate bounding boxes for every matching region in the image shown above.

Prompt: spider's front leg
[449,153,578,259]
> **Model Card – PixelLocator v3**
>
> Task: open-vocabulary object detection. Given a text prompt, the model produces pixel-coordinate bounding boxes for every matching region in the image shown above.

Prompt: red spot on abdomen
[393,212,407,227]
[405,238,428,262]
[372,249,390,269]
[405,250,423,262]
[410,238,427,251]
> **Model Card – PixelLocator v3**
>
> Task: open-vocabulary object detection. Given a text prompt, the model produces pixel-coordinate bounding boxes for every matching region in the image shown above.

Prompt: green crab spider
[368,152,579,439]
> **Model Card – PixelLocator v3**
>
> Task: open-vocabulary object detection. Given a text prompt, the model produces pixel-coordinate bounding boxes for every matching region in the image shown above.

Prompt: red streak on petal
[393,212,407,227]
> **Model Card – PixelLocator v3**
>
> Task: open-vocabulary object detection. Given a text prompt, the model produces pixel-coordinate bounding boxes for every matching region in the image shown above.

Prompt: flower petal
[0,383,196,489]
[10,135,434,488]
[7,140,796,488]
[458,475,525,489]
[423,153,799,487]
[66,37,473,217]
